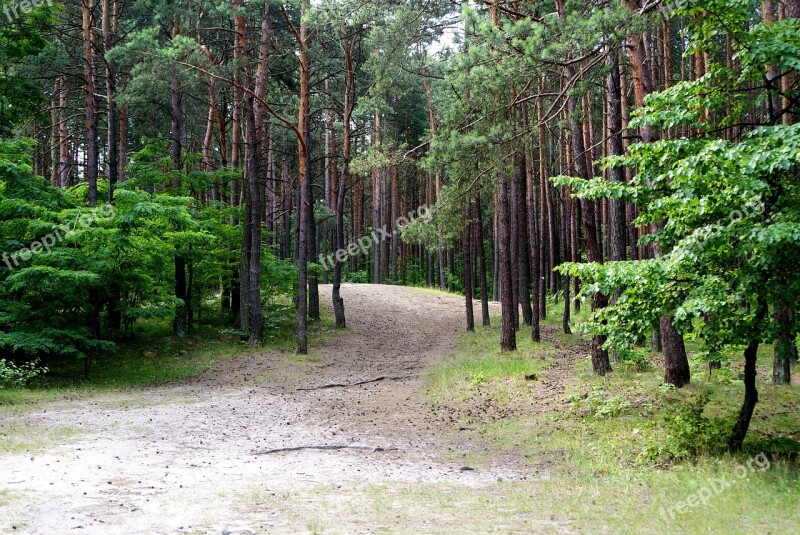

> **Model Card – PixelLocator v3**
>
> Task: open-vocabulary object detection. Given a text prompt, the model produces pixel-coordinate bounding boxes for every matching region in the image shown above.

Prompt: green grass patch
[0,419,81,454]
[426,302,800,532]
[426,322,551,404]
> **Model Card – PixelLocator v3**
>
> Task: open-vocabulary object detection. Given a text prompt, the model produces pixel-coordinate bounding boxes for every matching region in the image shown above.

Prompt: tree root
[296,374,415,391]
[253,445,398,455]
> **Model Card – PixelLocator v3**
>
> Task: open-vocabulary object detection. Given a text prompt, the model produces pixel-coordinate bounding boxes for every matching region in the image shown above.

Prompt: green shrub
[643,393,730,462]
[0,358,48,388]
[618,348,652,371]
[571,387,632,418]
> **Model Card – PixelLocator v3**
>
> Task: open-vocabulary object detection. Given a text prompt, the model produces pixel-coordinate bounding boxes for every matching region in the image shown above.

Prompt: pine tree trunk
[498,173,516,351]
[372,107,381,285]
[391,164,399,283]
[308,170,320,322]
[537,91,549,319]
[382,169,390,282]
[607,47,627,263]
[332,26,353,329]
[245,93,263,345]
[464,202,475,332]
[57,75,70,187]
[517,157,533,327]
[49,90,58,186]
[174,257,187,338]
[296,7,311,354]
[81,0,98,206]
[624,0,689,382]
[525,141,541,342]
[565,60,610,374]
[561,186,572,336]
[102,0,117,203]
[475,193,490,326]
[492,205,499,299]
[282,159,291,259]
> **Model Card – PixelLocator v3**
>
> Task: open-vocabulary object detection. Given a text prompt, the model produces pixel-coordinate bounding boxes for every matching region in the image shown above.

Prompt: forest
[0,0,799,532]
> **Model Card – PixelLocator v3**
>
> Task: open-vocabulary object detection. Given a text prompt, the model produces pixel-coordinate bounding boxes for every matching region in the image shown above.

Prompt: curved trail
[0,284,540,534]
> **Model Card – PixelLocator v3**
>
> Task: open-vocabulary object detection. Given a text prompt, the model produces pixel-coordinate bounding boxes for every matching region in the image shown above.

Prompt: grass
[0,302,338,410]
[0,490,17,507]
[236,481,559,534]
[425,297,800,533]
[426,319,552,405]
[0,419,80,454]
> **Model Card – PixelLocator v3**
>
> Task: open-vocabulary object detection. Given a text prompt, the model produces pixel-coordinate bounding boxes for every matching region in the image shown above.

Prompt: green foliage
[556,2,800,363]
[0,357,47,388]
[0,0,57,136]
[342,269,369,283]
[617,348,653,371]
[643,393,731,462]
[570,387,632,418]
[0,139,255,372]
[262,251,298,304]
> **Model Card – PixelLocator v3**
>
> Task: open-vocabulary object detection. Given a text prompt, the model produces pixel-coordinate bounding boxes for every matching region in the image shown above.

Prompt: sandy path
[0,284,529,534]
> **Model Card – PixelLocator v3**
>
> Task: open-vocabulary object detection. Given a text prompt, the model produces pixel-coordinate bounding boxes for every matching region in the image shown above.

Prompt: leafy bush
[643,393,730,462]
[0,358,47,388]
[343,269,369,283]
[571,387,631,418]
[618,348,652,371]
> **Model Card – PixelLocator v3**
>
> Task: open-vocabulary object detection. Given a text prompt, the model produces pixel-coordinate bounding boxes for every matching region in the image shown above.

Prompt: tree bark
[391,164,399,282]
[372,105,381,285]
[57,75,70,187]
[102,0,117,203]
[81,0,98,206]
[169,14,183,178]
[475,192,490,326]
[245,93,263,345]
[526,142,541,342]
[174,256,187,338]
[661,314,690,386]
[624,0,690,383]
[332,24,353,329]
[308,168,320,322]
[498,175,517,351]
[516,156,533,327]
[464,201,475,332]
[510,160,521,330]
[561,185,572,336]
[565,57,610,374]
[296,5,311,354]
[607,48,627,263]
[537,90,549,318]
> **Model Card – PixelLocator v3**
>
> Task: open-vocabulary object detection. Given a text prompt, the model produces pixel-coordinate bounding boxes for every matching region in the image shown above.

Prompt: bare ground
[0,284,560,535]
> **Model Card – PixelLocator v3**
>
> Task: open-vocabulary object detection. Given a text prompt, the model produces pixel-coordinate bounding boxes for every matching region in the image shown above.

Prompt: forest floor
[1,284,799,534]
[0,284,541,534]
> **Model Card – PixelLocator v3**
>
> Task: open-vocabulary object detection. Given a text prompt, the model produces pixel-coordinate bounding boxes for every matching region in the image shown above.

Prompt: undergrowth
[426,298,800,533]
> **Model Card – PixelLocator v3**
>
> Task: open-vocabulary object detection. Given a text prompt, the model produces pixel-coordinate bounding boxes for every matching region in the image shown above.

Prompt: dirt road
[0,284,541,534]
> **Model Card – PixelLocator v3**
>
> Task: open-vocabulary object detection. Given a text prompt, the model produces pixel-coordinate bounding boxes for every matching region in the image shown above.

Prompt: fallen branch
[253,445,398,455]
[297,374,415,391]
